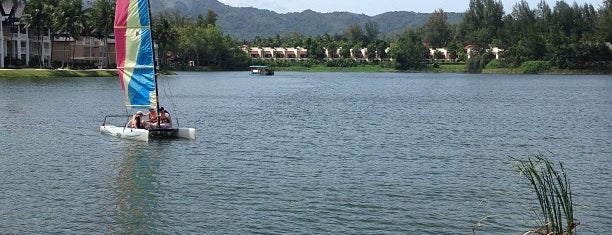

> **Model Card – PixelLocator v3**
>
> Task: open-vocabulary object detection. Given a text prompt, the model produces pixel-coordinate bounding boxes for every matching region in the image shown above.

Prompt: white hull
[177,128,196,140]
[100,125,195,141]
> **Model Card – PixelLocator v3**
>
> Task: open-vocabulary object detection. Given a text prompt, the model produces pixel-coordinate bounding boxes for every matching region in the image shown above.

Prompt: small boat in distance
[100,0,195,141]
[250,65,274,76]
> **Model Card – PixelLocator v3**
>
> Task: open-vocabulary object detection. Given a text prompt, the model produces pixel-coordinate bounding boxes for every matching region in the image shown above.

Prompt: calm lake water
[1,72,610,234]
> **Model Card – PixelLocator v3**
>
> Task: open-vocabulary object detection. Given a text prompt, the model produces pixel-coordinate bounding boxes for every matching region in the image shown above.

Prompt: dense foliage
[245,0,610,72]
[145,4,251,70]
[19,0,612,72]
[389,29,427,70]
[22,0,57,68]
[520,61,552,74]
[499,0,612,70]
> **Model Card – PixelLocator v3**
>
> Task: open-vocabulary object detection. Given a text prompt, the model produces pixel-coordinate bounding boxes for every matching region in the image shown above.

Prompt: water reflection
[111,142,162,234]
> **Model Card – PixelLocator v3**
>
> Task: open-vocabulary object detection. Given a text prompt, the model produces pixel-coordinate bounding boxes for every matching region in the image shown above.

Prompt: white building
[244,46,309,60]
[1,0,52,68]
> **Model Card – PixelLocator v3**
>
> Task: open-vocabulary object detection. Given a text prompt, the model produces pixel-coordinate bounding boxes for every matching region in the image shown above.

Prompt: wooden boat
[100,0,195,141]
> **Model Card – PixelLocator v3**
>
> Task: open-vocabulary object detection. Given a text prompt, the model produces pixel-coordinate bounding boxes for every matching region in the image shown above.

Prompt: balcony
[9,33,28,40]
[75,40,101,46]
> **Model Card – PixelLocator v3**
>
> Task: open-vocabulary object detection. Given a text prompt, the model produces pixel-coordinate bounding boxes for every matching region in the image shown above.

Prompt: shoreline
[0,68,118,78]
[0,67,609,78]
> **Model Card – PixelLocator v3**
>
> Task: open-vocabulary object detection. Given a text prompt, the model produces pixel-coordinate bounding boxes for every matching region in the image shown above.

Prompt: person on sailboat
[159,107,172,128]
[144,108,158,129]
[130,111,145,129]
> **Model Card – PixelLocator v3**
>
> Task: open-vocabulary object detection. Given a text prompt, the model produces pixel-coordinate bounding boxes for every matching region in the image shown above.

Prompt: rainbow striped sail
[114,0,156,109]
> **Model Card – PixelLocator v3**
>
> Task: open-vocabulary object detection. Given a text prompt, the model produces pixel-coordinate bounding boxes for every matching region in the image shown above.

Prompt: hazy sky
[217,0,603,15]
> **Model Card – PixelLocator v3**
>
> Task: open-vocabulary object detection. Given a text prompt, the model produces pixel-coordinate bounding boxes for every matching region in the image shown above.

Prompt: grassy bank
[276,64,397,72]
[426,63,468,73]
[2,65,606,77]
[481,68,611,74]
[0,69,118,78]
[273,63,469,73]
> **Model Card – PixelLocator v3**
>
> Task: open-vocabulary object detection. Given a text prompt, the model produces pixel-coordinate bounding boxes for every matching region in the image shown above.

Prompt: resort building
[464,44,504,60]
[52,36,116,68]
[245,46,395,61]
[0,0,52,68]
[245,46,309,60]
[1,0,52,68]
[350,47,367,61]
[429,48,452,61]
[1,0,115,69]
[0,22,53,68]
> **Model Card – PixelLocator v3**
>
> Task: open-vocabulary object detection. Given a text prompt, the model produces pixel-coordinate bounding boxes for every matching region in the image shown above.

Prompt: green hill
[150,0,464,40]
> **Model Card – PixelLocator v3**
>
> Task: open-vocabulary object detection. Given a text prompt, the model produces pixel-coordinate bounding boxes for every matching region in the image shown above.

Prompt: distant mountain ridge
[149,0,464,40]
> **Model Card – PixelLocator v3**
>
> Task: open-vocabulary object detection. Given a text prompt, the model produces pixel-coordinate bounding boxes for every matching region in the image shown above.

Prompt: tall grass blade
[516,153,578,235]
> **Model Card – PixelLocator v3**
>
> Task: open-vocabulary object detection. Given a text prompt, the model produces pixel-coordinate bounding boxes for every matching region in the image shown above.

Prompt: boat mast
[147,0,161,127]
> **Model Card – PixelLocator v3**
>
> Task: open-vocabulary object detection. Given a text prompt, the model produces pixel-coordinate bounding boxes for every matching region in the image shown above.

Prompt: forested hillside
[149,0,464,40]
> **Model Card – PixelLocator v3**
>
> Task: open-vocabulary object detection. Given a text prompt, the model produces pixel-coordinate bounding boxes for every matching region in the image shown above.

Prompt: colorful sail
[114,0,156,109]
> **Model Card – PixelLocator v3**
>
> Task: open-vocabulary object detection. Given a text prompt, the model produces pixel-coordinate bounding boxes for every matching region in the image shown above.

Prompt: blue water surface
[1,72,610,234]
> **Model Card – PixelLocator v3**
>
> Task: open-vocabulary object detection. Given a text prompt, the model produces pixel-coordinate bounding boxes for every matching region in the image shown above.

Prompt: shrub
[432,61,440,68]
[325,58,357,67]
[467,54,494,73]
[4,57,26,67]
[520,61,551,74]
[485,59,507,69]
[379,61,394,69]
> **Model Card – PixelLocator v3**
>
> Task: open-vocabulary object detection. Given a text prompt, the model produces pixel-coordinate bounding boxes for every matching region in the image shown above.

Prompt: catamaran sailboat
[100,0,195,141]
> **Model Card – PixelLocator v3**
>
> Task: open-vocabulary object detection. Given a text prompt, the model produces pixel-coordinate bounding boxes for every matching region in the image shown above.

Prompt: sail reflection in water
[109,143,161,234]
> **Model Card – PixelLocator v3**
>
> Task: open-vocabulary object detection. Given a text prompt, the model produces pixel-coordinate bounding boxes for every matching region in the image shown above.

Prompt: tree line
[22,0,612,72]
[24,0,113,68]
[245,0,611,72]
[457,0,612,72]
[22,0,251,69]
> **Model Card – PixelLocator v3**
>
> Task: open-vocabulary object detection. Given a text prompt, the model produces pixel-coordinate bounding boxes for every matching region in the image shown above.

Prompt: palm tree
[23,0,56,68]
[88,0,114,68]
[153,14,178,66]
[52,0,85,68]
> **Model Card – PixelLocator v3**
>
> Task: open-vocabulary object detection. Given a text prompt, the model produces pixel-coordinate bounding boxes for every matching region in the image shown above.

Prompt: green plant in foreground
[517,153,579,235]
